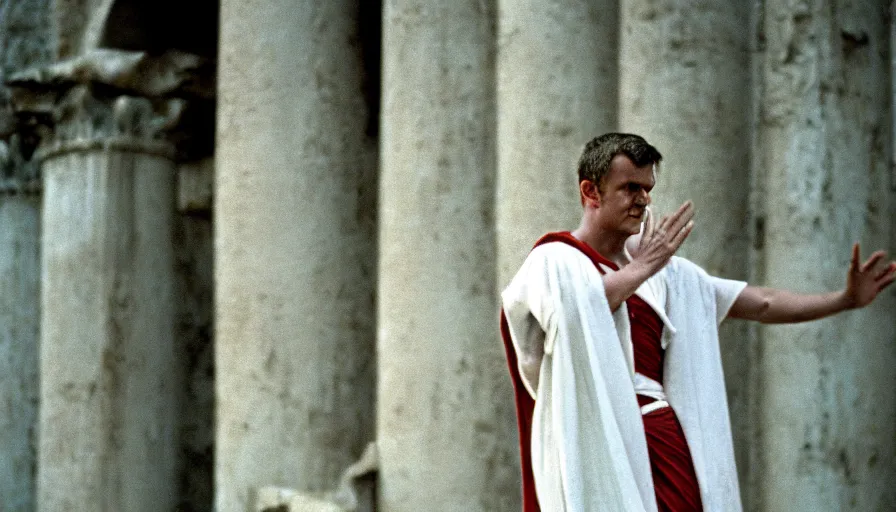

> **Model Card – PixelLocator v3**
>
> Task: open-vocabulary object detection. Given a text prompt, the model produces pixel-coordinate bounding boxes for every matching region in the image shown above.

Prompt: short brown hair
[577,133,662,190]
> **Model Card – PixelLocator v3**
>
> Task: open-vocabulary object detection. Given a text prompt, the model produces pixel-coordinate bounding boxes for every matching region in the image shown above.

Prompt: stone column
[0,161,40,512]
[0,2,53,509]
[618,0,755,503]
[34,88,179,511]
[495,0,618,287]
[378,2,517,510]
[756,1,894,510]
[215,2,377,510]
[7,49,203,511]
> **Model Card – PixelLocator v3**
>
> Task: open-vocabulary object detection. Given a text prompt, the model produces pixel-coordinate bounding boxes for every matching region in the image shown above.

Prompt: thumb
[642,207,654,242]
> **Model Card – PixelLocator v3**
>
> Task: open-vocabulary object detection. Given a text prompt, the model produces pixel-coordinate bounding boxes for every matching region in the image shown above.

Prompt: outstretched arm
[728,243,896,323]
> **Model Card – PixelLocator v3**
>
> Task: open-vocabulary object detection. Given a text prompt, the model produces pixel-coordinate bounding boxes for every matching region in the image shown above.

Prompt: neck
[571,214,630,266]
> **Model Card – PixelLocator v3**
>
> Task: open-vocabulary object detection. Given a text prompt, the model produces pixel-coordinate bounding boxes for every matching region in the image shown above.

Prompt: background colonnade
[0,0,892,510]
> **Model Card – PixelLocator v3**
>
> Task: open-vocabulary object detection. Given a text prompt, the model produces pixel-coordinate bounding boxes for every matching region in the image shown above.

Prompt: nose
[635,189,650,207]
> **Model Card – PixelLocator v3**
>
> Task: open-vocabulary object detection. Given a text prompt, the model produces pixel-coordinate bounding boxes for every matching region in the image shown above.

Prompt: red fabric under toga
[500,232,703,512]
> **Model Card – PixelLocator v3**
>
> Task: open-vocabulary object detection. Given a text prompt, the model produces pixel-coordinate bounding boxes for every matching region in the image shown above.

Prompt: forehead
[606,154,655,186]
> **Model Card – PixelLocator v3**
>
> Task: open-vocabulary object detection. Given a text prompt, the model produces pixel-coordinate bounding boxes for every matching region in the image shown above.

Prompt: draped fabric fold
[500,233,745,511]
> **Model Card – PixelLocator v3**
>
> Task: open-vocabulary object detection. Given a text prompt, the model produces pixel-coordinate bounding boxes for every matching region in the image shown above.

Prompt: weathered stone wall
[215,1,377,509]
[618,1,757,506]
[0,1,51,510]
[0,195,40,512]
[377,2,518,510]
[0,0,52,73]
[495,0,618,287]
[755,0,895,510]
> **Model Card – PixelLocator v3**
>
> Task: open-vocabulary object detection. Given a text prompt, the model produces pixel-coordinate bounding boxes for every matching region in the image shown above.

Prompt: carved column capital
[5,49,213,163]
[0,91,41,195]
[28,85,184,160]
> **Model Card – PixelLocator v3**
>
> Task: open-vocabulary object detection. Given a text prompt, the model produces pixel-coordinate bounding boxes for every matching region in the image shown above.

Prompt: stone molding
[254,442,378,512]
[30,86,183,161]
[4,49,210,163]
[0,135,41,195]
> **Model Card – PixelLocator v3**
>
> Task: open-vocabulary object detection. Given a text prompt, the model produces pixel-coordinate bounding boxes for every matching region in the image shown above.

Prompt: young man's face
[594,154,655,236]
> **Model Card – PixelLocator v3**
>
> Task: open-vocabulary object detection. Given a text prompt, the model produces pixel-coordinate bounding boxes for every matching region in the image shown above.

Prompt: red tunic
[500,232,702,512]
[629,294,704,512]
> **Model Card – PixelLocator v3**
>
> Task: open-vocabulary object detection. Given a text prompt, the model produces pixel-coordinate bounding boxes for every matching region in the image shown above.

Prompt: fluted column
[7,49,206,511]
[618,0,755,503]
[0,168,40,512]
[495,0,618,286]
[215,2,377,510]
[32,87,179,511]
[757,1,894,510]
[378,2,517,510]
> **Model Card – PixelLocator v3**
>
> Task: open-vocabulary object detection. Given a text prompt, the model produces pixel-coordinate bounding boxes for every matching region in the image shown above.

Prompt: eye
[627,183,640,193]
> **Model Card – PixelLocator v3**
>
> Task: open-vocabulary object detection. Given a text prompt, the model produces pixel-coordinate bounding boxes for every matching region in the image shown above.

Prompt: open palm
[845,243,896,308]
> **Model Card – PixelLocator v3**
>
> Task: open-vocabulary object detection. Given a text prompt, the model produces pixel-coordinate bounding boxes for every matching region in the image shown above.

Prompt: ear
[579,180,600,208]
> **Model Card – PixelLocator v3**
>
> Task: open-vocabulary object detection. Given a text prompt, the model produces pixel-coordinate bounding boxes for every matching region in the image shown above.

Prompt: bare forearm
[602,263,653,312]
[729,286,855,323]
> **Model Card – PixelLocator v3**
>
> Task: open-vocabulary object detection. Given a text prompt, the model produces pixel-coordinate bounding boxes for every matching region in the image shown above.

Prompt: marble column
[618,0,755,503]
[215,1,377,510]
[0,2,54,509]
[0,167,40,512]
[32,86,180,511]
[757,0,894,510]
[495,0,619,287]
[378,2,517,510]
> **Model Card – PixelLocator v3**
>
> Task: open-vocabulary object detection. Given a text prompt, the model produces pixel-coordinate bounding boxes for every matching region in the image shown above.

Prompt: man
[500,133,896,511]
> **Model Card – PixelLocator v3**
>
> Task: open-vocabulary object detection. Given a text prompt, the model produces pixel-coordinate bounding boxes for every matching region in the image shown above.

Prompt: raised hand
[844,243,896,308]
[631,201,695,276]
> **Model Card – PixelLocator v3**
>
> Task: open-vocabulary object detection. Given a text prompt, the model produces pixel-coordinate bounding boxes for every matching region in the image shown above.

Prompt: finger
[876,272,895,293]
[643,207,655,237]
[654,214,672,239]
[869,258,889,280]
[666,200,693,226]
[638,210,654,249]
[670,219,694,249]
[860,251,886,273]
[874,261,896,281]
[657,201,691,237]
[850,243,860,271]
[667,204,695,238]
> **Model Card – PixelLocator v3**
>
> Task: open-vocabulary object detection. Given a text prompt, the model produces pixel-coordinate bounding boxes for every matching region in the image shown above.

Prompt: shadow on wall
[100,0,219,58]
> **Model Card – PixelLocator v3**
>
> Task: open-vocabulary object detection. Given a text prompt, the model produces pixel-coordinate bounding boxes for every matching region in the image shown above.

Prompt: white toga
[501,241,746,511]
